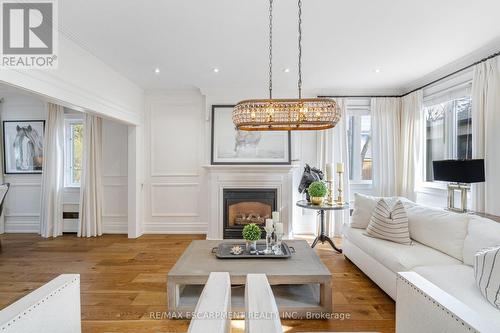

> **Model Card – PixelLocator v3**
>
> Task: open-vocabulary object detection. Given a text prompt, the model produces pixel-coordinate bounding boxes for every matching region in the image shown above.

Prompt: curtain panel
[371,97,402,197]
[399,90,424,201]
[472,58,500,215]
[316,98,349,237]
[78,114,103,237]
[40,103,65,238]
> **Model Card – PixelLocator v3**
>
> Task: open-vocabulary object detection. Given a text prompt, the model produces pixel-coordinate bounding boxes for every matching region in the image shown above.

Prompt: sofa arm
[397,272,498,333]
[0,274,81,333]
[187,272,231,333]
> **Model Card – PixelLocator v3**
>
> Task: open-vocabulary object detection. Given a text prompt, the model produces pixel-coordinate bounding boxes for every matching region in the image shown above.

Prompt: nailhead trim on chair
[397,276,478,332]
[1,276,80,331]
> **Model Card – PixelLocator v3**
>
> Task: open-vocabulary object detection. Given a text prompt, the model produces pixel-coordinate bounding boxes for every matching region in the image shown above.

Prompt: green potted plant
[308,181,328,205]
[242,223,262,252]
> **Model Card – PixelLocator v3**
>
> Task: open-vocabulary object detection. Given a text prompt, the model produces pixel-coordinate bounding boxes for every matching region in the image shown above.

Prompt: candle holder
[326,180,334,205]
[274,232,284,255]
[336,171,344,205]
[264,227,274,254]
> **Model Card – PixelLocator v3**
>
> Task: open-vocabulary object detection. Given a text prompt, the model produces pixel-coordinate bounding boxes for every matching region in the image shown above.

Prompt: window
[424,96,472,182]
[64,119,83,187]
[347,100,372,182]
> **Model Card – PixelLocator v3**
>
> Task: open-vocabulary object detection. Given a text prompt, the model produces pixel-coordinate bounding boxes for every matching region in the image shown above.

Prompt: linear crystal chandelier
[233,0,341,131]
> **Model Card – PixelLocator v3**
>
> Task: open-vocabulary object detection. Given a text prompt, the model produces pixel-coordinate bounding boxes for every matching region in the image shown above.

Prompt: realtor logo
[1,0,58,68]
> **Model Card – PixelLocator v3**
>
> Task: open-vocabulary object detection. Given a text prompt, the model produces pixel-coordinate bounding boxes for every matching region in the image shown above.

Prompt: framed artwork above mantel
[211,105,291,165]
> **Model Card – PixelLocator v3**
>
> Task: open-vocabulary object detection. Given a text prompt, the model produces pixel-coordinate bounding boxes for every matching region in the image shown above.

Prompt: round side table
[296,200,350,253]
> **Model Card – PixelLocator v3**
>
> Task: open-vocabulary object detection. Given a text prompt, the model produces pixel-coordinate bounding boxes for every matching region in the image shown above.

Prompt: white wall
[1,34,144,125]
[143,90,207,233]
[0,87,129,234]
[101,119,129,234]
[1,91,46,233]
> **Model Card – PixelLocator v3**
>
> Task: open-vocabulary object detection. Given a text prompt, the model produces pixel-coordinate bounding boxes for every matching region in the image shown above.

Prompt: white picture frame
[211,105,290,165]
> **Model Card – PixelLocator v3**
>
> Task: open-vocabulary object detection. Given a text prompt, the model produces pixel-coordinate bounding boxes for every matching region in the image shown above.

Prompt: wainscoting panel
[144,92,206,234]
[150,183,200,218]
[150,101,201,177]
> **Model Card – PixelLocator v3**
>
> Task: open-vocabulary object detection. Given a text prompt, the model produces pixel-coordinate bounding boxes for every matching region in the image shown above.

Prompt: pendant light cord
[298,0,303,99]
[269,0,273,99]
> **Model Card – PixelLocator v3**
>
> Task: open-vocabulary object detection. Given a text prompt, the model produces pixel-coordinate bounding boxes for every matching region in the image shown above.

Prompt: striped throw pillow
[365,199,412,245]
[474,246,500,309]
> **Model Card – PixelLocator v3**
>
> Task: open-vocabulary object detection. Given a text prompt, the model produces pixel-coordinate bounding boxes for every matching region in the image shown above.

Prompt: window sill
[64,186,80,191]
[415,182,447,195]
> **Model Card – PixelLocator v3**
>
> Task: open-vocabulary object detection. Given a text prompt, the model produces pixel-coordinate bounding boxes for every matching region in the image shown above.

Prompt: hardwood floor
[0,234,395,333]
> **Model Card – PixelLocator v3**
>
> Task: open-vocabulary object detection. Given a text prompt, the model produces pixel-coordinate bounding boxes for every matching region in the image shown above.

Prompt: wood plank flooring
[0,234,395,333]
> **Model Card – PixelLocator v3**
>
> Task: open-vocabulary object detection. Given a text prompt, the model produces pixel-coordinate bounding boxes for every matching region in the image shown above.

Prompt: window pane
[71,123,83,185]
[455,97,472,160]
[424,96,472,182]
[360,115,372,180]
[425,103,447,181]
[348,114,372,181]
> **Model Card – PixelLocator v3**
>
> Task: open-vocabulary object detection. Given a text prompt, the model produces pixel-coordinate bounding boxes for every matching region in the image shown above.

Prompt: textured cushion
[366,199,411,245]
[351,193,411,229]
[344,227,461,273]
[463,215,500,266]
[413,264,500,328]
[403,202,468,260]
[474,247,500,309]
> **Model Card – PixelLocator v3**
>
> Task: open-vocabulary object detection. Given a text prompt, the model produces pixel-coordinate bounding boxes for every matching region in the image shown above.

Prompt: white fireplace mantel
[203,164,299,239]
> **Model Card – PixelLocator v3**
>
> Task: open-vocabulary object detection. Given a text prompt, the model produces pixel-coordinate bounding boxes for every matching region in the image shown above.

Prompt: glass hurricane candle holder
[264,227,274,254]
[274,232,284,255]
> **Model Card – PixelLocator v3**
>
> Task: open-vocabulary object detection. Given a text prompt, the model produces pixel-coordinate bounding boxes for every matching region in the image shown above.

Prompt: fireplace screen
[223,188,277,239]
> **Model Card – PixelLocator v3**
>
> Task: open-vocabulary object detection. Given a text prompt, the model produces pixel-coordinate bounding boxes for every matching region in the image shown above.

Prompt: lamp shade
[432,159,485,184]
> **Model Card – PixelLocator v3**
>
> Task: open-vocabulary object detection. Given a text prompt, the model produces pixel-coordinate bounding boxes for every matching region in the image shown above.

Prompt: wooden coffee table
[167,239,332,318]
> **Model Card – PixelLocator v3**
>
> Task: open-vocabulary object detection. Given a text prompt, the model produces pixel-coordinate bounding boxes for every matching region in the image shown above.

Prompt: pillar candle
[326,163,333,181]
[272,211,280,222]
[275,222,283,235]
[265,219,273,230]
[336,162,344,173]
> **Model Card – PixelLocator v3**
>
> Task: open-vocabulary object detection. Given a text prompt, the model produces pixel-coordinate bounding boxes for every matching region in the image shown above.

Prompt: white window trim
[64,115,83,188]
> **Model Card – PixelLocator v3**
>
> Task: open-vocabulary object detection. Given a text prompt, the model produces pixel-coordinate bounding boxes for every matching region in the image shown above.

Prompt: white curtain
[371,98,401,197]
[316,98,350,237]
[471,58,500,215]
[399,90,424,201]
[40,103,65,238]
[78,114,103,237]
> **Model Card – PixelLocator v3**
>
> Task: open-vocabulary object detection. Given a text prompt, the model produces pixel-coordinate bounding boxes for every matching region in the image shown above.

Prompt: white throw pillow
[351,193,411,229]
[463,215,500,266]
[403,202,468,261]
[474,247,500,309]
[365,199,412,245]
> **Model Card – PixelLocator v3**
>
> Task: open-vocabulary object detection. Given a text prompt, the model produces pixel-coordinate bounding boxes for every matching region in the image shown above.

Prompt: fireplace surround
[204,164,298,239]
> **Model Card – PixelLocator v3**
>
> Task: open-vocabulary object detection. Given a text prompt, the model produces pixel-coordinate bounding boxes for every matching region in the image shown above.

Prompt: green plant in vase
[308,181,328,205]
[242,223,262,252]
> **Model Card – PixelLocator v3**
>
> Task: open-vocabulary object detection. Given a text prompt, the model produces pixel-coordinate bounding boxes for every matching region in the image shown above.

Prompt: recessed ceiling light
[154,68,160,74]
[374,68,381,73]
[283,68,290,73]
[213,68,220,73]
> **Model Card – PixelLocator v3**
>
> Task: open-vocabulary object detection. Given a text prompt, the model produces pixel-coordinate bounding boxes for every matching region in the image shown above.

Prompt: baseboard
[143,222,208,234]
[5,218,39,233]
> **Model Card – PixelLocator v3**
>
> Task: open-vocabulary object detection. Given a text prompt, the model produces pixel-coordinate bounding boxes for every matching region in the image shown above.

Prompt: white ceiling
[60,0,500,95]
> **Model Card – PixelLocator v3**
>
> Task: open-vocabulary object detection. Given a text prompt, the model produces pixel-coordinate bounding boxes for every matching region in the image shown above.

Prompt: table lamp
[432,159,485,213]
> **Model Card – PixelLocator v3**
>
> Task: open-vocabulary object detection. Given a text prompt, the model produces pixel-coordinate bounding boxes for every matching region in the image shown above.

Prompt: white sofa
[0,274,81,333]
[343,195,500,332]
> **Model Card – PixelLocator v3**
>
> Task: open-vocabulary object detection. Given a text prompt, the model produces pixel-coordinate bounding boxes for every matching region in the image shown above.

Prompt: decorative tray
[212,242,294,259]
